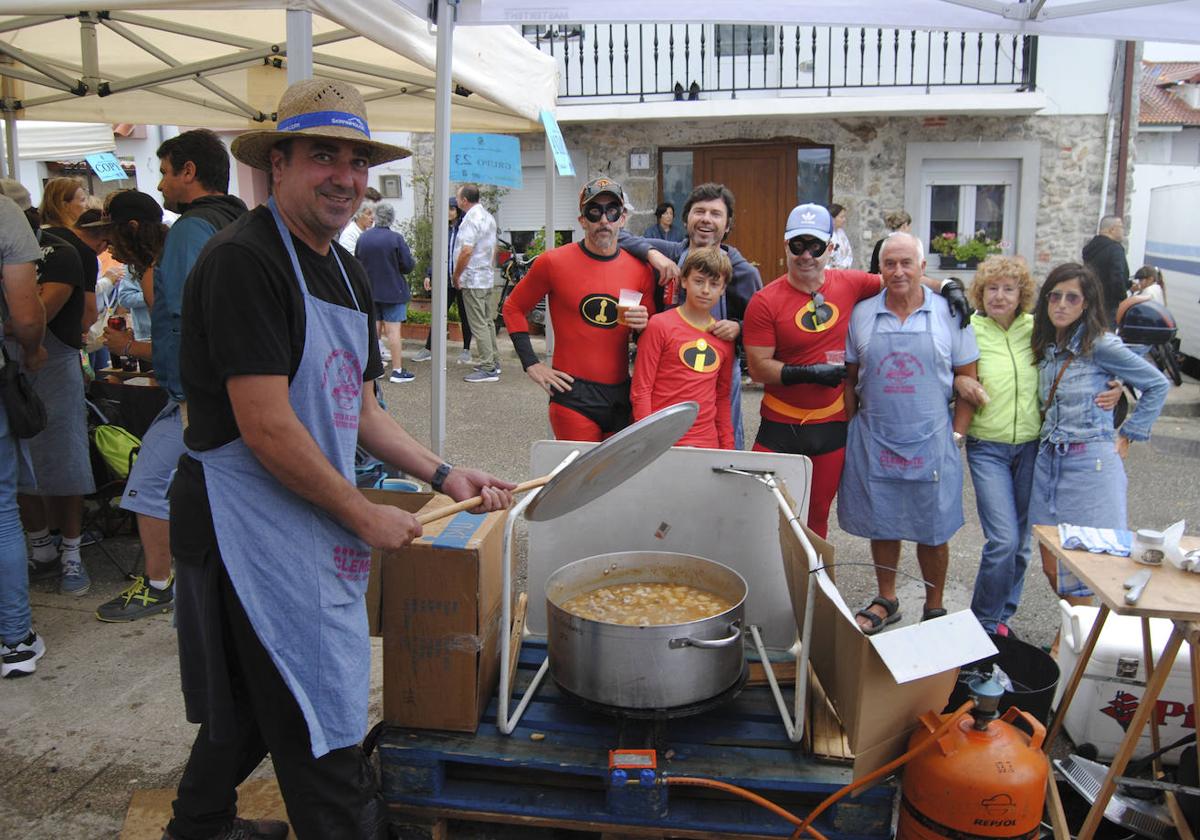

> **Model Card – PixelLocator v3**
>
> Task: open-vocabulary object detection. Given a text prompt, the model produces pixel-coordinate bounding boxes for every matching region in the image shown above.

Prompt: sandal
[921,607,948,622]
[856,596,901,635]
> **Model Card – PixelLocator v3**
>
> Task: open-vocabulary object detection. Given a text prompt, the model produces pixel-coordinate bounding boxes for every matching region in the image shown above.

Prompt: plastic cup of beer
[825,349,846,366]
[616,289,643,326]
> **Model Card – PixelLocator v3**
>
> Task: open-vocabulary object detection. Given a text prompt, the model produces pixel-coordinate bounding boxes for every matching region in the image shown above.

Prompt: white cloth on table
[1058,523,1132,557]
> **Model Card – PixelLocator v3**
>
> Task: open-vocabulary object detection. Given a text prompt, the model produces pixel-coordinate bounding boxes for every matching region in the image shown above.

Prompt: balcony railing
[522,24,1038,101]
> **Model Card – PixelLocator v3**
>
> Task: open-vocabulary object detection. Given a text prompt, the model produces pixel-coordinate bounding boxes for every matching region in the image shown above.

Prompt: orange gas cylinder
[898,679,1047,840]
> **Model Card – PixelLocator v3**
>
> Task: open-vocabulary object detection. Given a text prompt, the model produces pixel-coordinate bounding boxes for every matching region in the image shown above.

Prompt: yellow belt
[761,392,845,424]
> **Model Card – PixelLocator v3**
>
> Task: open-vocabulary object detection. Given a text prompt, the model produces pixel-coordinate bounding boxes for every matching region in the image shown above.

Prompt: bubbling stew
[561,582,733,626]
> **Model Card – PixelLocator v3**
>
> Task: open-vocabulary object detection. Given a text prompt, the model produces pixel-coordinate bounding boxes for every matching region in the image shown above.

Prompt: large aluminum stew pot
[546,551,746,710]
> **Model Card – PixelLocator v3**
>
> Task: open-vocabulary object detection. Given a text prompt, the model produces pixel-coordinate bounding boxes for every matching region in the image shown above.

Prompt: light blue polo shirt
[845,286,978,399]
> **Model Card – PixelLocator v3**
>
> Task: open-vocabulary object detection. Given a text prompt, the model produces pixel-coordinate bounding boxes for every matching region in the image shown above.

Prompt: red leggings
[752,442,845,539]
[548,403,614,442]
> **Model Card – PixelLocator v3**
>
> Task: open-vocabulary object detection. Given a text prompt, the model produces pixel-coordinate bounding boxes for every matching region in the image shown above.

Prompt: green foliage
[406,308,432,325]
[930,230,1002,262]
[524,228,566,259]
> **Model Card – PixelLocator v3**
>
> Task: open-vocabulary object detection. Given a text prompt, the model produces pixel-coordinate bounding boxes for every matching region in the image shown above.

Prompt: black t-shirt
[179,205,383,452]
[36,230,85,349]
[46,225,99,294]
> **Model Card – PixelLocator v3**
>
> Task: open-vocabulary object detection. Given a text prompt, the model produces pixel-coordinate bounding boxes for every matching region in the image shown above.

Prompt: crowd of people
[0,72,1179,837]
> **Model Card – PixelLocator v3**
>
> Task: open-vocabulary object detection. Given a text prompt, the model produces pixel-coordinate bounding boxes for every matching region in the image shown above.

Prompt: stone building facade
[410,110,1119,280]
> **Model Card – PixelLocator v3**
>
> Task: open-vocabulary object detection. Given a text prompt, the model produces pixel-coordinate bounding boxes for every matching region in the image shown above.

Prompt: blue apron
[190,198,371,758]
[837,301,964,545]
[675,248,744,448]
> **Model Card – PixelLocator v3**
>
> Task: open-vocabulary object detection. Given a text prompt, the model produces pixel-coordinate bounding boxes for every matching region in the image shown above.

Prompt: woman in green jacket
[953,256,1117,636]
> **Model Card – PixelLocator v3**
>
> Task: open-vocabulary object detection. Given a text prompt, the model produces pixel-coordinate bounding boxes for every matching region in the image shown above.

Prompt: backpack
[92,424,141,480]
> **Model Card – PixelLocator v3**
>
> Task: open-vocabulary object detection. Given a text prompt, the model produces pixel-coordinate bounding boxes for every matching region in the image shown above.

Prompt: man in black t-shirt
[165,79,514,840]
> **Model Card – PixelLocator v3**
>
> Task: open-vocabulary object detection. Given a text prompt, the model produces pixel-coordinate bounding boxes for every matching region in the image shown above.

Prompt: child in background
[631,246,735,449]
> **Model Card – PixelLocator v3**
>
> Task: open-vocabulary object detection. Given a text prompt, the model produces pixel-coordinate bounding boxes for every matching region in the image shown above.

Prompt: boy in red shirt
[631,247,734,449]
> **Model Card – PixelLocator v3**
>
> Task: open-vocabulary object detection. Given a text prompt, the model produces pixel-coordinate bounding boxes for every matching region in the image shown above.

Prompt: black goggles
[788,236,829,258]
[582,201,623,223]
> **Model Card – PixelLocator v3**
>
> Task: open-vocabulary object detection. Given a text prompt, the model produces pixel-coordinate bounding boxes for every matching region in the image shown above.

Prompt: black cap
[79,190,163,228]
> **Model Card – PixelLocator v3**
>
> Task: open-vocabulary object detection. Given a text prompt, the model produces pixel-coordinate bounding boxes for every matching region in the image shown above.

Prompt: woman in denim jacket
[1029,263,1169,606]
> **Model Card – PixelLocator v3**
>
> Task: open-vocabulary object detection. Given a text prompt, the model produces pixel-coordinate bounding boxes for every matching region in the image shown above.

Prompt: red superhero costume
[631,308,734,449]
[503,242,656,441]
[742,269,880,536]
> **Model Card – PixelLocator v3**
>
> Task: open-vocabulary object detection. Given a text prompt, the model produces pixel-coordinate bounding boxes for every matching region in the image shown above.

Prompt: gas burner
[554,662,750,721]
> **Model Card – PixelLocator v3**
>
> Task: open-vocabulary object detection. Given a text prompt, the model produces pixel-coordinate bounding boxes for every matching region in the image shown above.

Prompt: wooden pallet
[379,641,890,839]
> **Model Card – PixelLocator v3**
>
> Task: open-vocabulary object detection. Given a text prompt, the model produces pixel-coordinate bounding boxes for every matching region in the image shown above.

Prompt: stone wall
[412,111,1122,278]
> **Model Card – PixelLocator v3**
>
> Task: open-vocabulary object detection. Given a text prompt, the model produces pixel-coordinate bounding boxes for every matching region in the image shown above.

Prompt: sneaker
[27,555,61,582]
[464,368,500,383]
[59,556,91,596]
[1,631,45,678]
[80,528,104,547]
[96,575,175,622]
[388,369,415,384]
[161,817,290,840]
[456,350,474,365]
[412,348,432,362]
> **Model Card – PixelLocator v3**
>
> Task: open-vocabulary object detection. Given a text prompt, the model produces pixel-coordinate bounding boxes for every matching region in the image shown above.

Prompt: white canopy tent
[0,1,555,131]
[0,119,114,159]
[0,0,559,456]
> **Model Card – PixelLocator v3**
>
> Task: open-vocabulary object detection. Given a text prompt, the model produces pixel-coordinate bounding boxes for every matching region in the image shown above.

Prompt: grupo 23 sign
[450,134,523,189]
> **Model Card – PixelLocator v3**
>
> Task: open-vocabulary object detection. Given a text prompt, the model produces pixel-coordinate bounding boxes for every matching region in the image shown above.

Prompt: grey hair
[354,200,376,221]
[880,230,925,263]
[373,203,395,227]
[1098,214,1123,234]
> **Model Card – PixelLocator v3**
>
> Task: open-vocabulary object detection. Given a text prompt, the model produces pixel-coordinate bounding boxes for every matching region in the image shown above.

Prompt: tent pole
[430,0,456,457]
[543,140,556,373]
[286,10,313,83]
[3,112,17,181]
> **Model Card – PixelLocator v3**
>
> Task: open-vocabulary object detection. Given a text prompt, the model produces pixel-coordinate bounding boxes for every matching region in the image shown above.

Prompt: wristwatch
[430,462,453,493]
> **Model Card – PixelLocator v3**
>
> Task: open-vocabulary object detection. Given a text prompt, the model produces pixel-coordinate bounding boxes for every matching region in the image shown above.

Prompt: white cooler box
[1054,602,1194,764]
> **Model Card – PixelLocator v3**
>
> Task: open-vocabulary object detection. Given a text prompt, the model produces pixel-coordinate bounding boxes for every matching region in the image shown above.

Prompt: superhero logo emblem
[794,300,840,333]
[580,293,620,328]
[679,338,721,374]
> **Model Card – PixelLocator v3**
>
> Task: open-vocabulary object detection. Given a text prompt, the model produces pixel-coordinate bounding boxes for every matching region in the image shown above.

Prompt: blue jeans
[966,437,1038,632]
[0,404,31,645]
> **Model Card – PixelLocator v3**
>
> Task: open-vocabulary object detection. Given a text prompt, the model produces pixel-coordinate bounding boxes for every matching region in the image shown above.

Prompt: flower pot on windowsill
[937,255,980,271]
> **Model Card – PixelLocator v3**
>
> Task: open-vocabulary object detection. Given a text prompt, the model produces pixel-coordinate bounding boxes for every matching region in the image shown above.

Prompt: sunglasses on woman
[582,202,623,223]
[788,236,828,258]
[1048,290,1083,306]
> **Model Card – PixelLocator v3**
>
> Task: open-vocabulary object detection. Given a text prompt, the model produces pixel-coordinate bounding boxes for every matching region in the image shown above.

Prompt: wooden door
[696,144,795,282]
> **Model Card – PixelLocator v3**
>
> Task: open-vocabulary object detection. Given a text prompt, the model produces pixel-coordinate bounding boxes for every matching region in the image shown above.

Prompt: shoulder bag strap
[1041,353,1075,419]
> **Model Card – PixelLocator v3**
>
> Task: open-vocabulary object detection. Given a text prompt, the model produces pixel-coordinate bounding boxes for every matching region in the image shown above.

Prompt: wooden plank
[806,664,852,762]
[1044,755,1070,840]
[747,660,795,687]
[507,591,528,683]
[122,779,286,840]
[391,803,802,840]
[1033,525,1200,621]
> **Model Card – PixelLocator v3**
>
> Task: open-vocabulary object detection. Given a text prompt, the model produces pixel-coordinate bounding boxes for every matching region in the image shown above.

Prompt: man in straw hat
[165,79,514,840]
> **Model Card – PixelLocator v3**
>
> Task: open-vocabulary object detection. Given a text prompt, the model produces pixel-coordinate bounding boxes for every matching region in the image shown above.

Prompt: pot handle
[669,621,742,649]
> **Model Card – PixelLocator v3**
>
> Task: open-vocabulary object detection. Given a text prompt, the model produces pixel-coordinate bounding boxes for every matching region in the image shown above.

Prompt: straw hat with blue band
[231,78,411,171]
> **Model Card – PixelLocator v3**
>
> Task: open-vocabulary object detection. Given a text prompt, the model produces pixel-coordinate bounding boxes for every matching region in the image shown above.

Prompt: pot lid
[524,401,698,522]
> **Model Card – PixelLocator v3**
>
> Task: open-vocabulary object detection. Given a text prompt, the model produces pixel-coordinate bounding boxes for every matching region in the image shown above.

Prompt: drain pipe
[1113,40,1136,218]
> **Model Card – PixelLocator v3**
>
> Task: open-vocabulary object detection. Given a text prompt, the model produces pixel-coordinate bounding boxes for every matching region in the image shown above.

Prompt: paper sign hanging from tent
[86,152,128,182]
[540,109,575,177]
[450,134,523,189]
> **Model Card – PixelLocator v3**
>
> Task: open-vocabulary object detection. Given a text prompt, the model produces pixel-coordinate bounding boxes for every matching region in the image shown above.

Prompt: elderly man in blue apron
[837,232,978,636]
[164,79,514,840]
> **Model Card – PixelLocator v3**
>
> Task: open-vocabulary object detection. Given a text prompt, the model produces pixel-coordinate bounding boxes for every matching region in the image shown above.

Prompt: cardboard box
[777,504,994,778]
[381,497,509,732]
[360,488,434,637]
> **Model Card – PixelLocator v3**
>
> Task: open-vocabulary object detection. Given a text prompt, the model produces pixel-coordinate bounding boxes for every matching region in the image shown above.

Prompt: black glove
[780,363,847,388]
[940,279,973,329]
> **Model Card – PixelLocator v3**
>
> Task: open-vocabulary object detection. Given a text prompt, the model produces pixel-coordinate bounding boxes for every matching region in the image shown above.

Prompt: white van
[1144,181,1200,360]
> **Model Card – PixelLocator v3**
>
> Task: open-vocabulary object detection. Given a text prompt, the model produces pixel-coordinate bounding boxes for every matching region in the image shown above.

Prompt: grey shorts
[121,401,186,521]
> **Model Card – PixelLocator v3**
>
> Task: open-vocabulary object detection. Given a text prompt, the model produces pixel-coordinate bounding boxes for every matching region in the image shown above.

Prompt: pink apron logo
[876,351,925,395]
[323,349,362,429]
